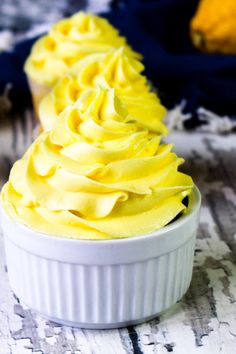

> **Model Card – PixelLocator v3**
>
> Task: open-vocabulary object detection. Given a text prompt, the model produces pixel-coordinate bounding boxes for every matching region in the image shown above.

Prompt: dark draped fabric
[104,0,236,121]
[1,0,236,123]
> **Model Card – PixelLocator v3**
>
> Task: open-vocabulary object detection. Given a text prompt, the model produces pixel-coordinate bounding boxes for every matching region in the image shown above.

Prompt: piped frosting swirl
[1,87,193,240]
[24,12,140,86]
[39,48,167,134]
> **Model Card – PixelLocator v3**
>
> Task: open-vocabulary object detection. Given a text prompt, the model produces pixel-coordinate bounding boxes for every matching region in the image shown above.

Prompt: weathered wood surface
[0,111,236,354]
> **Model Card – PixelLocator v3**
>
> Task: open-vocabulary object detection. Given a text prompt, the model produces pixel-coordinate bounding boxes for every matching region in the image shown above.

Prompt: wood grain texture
[0,112,236,354]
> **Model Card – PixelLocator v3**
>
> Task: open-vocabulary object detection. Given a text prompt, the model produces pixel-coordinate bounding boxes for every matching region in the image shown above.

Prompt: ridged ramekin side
[4,232,195,328]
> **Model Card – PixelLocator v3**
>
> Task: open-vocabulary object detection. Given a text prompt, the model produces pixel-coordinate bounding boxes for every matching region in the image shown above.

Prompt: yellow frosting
[70,47,147,93]
[24,12,140,86]
[1,87,193,240]
[39,48,168,134]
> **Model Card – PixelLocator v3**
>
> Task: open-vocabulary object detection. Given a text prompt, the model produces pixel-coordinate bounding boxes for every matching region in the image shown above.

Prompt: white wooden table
[1,111,236,354]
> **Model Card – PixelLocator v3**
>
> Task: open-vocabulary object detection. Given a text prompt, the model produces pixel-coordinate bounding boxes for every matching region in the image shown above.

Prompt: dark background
[1,0,236,125]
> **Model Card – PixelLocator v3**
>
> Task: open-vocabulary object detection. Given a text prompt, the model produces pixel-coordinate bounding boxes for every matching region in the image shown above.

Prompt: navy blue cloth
[104,0,236,120]
[0,37,38,113]
[1,0,236,123]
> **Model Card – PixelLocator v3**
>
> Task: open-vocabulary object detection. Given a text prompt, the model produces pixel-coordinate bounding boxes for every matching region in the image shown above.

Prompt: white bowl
[0,186,201,329]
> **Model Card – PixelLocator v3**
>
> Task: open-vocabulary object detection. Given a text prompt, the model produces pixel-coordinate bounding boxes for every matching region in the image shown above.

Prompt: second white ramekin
[0,187,201,329]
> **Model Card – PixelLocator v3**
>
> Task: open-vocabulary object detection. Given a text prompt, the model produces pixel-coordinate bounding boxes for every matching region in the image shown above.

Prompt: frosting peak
[1,87,193,240]
[51,12,124,44]
[70,47,147,93]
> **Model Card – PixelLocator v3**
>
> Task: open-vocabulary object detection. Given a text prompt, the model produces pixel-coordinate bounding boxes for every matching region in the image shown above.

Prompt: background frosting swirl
[39,48,168,134]
[1,87,193,240]
[24,12,140,86]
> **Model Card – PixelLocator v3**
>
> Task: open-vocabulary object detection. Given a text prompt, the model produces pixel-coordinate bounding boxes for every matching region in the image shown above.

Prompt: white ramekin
[0,187,201,329]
